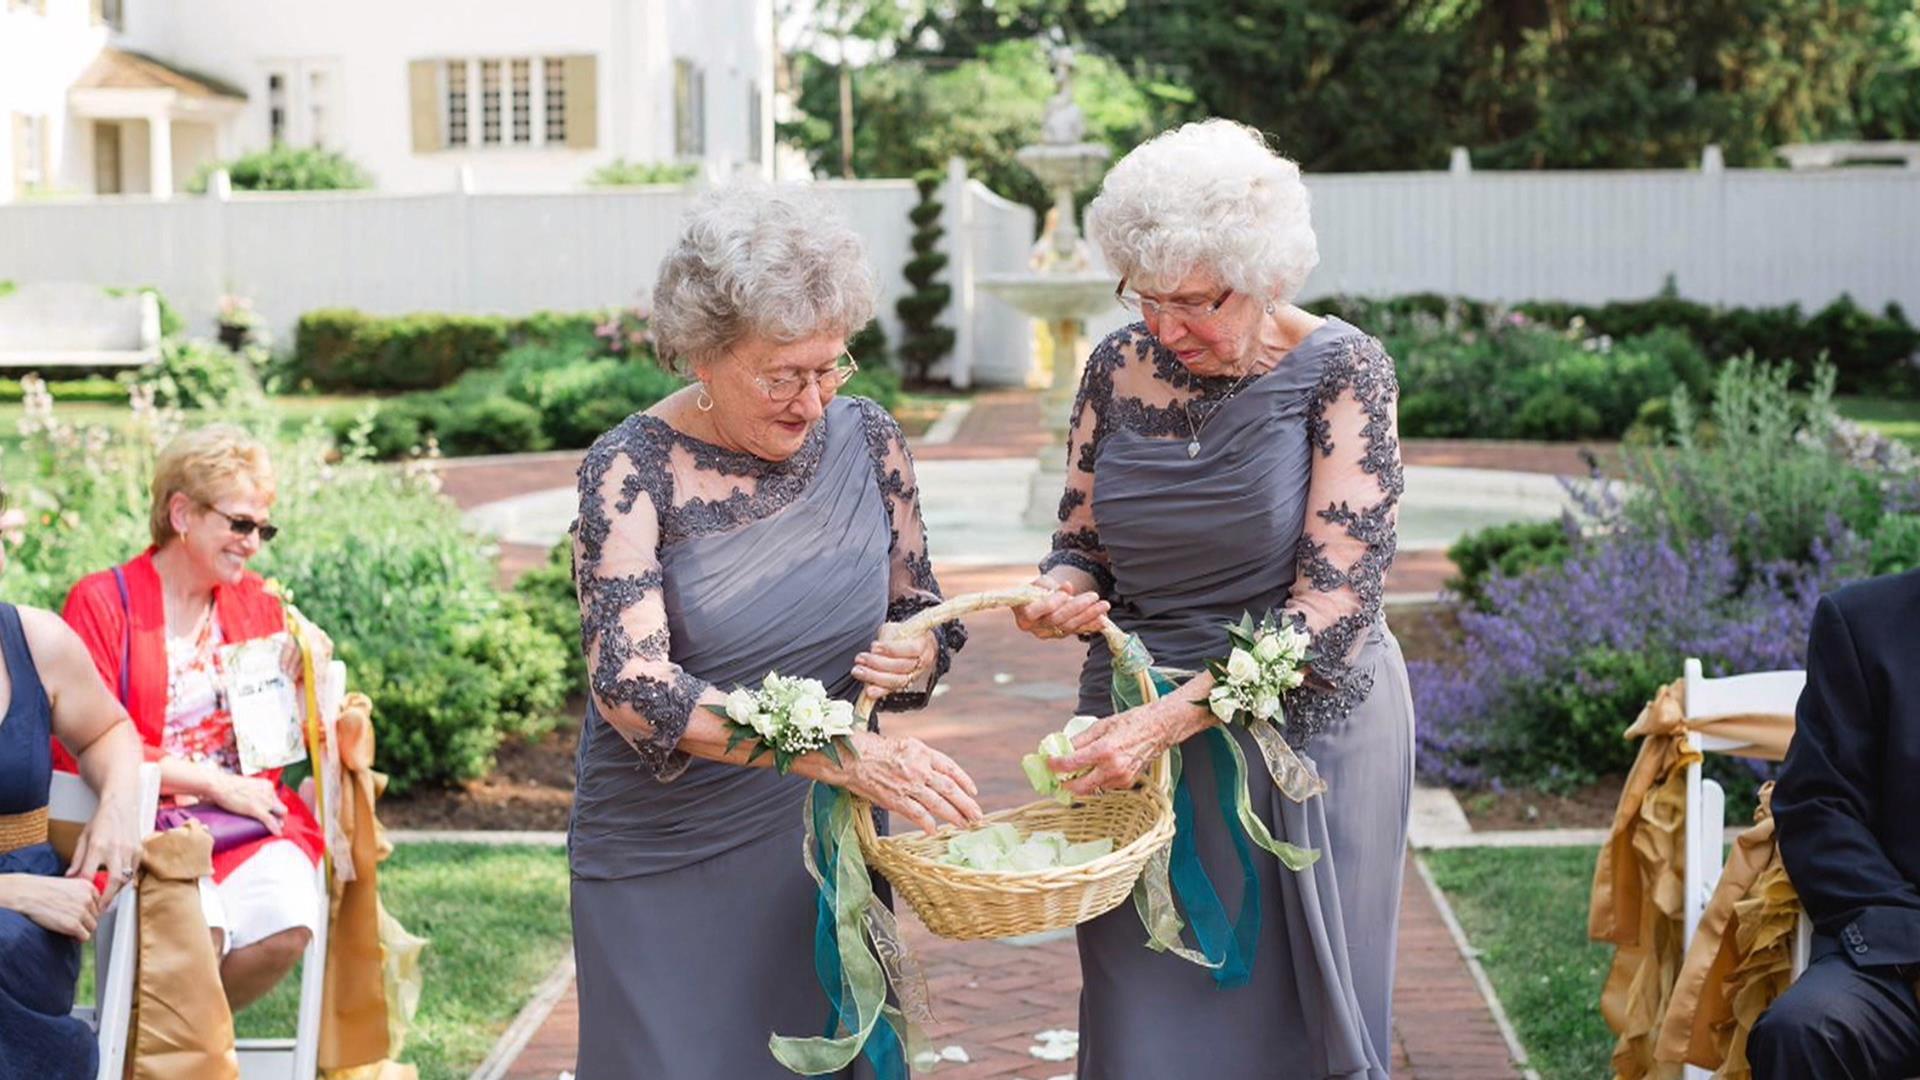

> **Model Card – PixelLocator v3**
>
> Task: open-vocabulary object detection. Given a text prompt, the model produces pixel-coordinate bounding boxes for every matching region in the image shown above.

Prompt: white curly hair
[650,184,876,374]
[1086,119,1320,304]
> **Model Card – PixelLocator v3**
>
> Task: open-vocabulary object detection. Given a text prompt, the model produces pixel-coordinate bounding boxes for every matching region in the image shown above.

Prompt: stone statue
[1039,45,1086,146]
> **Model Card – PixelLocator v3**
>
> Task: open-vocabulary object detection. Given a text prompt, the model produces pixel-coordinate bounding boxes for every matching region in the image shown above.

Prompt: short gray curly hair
[649,184,877,374]
[1087,119,1320,304]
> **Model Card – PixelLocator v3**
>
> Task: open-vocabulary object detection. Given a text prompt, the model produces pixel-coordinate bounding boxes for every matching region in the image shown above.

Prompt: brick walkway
[454,392,1534,1078]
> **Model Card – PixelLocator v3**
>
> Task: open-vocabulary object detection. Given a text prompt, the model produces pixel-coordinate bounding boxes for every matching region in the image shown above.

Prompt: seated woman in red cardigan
[59,425,333,1011]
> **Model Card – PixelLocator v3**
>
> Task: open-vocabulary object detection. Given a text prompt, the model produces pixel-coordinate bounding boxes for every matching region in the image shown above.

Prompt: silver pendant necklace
[1181,367,1259,458]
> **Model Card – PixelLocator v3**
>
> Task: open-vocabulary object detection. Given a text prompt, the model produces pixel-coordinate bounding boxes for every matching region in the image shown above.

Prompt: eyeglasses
[752,354,860,403]
[1115,279,1235,324]
[203,505,279,543]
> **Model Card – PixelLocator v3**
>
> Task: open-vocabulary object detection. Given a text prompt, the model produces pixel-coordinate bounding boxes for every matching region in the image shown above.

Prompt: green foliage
[584,159,700,187]
[0,377,127,404]
[128,338,266,411]
[1445,519,1574,611]
[844,363,903,411]
[895,170,954,383]
[847,320,891,371]
[782,39,1192,217]
[511,541,585,691]
[1391,322,1712,441]
[1622,358,1886,571]
[188,144,372,193]
[0,399,572,793]
[292,310,515,392]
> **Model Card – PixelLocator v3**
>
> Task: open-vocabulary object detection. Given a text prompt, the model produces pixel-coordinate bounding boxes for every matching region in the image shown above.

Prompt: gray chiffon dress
[568,395,963,1079]
[1040,318,1415,1079]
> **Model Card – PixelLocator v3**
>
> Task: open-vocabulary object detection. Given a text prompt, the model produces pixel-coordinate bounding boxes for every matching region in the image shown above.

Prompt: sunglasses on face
[203,505,279,543]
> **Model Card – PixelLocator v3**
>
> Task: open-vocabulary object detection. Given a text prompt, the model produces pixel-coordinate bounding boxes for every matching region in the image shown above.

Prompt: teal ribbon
[1109,633,1317,986]
[773,783,909,1078]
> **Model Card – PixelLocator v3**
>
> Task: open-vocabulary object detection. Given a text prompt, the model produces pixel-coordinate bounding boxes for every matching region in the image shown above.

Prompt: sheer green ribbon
[1111,630,1322,982]
[773,783,927,1076]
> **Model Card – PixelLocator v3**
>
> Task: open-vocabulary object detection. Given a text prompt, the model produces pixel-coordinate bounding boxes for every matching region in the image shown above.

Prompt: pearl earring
[1265,301,1277,315]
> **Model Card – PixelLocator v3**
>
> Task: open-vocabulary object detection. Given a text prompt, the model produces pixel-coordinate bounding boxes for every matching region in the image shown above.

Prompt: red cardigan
[60,549,323,881]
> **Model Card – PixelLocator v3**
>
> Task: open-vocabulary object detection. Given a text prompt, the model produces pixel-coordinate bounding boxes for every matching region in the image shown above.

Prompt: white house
[0,0,778,201]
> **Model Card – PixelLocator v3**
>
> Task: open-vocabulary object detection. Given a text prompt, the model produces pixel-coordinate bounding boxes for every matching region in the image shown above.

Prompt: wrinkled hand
[852,624,937,704]
[1011,576,1109,641]
[211,773,286,836]
[1054,703,1184,797]
[66,790,141,909]
[841,731,982,835]
[12,875,101,940]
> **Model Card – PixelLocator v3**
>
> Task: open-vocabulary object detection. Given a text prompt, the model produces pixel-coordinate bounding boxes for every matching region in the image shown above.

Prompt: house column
[147,110,173,197]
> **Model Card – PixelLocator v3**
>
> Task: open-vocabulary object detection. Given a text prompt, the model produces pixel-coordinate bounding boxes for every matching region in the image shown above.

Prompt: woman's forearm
[159,756,228,800]
[75,721,142,812]
[595,690,857,785]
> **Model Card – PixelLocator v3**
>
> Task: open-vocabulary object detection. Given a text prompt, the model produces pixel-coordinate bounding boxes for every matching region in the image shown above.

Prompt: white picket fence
[2,157,1917,388]
[0,163,1039,387]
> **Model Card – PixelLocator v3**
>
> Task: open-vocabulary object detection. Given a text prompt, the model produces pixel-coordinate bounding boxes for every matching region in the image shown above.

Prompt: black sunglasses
[203,505,279,543]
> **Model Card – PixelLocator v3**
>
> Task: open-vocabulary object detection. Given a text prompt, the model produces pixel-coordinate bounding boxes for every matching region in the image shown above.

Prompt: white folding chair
[237,658,345,1080]
[1680,658,1810,1080]
[50,762,162,1080]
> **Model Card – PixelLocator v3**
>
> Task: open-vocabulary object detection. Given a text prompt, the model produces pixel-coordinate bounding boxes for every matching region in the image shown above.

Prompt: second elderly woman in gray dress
[1015,119,1416,1079]
[567,185,981,1079]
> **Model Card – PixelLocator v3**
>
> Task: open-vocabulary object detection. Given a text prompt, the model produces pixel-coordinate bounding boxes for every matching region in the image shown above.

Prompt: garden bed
[381,720,580,832]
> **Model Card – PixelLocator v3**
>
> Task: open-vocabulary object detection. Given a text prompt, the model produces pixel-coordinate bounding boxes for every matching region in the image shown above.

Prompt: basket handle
[849,586,1170,812]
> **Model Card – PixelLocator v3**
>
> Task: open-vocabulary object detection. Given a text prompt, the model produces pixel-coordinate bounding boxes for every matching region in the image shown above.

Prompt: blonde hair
[149,425,276,546]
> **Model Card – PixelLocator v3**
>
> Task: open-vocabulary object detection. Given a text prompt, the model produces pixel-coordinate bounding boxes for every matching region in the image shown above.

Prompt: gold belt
[0,805,49,855]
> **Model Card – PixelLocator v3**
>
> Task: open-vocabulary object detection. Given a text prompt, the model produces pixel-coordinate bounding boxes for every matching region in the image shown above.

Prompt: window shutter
[563,55,597,150]
[408,59,441,152]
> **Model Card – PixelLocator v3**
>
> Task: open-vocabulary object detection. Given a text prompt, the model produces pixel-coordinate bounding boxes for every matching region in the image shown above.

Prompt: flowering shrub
[1414,357,1916,792]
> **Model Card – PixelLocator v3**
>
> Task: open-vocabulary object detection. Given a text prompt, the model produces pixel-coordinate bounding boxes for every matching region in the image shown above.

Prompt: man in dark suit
[1752,568,1920,1078]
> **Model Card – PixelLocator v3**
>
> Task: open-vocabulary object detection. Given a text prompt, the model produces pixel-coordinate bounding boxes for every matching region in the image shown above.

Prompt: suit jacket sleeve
[1774,592,1920,969]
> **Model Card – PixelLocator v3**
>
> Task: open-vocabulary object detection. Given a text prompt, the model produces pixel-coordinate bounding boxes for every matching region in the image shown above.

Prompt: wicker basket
[852,589,1176,941]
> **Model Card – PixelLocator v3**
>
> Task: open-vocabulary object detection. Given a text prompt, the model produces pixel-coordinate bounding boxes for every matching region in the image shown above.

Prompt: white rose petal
[725,688,758,724]
[1208,686,1240,722]
[1253,633,1282,663]
[1254,694,1280,720]
[1226,648,1258,684]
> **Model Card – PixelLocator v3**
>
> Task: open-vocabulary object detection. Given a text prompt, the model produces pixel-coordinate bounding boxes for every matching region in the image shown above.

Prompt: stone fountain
[974,44,1119,527]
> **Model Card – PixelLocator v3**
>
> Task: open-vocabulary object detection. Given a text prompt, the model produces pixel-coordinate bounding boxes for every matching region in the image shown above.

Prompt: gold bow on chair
[319,693,426,1080]
[1588,679,1795,1080]
[1654,784,1800,1079]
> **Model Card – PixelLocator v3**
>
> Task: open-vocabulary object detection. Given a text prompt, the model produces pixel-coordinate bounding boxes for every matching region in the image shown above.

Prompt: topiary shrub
[895,170,954,384]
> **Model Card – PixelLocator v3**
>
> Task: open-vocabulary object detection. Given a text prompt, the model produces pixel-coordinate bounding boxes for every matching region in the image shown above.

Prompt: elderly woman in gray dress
[1014,119,1415,1079]
[568,185,982,1079]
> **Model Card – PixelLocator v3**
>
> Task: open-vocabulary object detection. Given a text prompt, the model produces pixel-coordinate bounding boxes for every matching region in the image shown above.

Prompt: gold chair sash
[1654,784,1799,1079]
[129,823,239,1080]
[1587,679,1795,1080]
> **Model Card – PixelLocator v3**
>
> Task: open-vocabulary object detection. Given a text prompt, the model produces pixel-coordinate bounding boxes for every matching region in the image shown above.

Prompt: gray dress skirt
[568,397,959,1079]
[1043,319,1415,1079]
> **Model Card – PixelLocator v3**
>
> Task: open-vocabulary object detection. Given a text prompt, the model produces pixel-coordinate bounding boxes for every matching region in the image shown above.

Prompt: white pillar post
[147,111,173,198]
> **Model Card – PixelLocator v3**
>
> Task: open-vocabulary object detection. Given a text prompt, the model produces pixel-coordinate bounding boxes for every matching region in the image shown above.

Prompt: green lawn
[1424,846,1613,1080]
[1837,395,1920,449]
[86,842,571,1080]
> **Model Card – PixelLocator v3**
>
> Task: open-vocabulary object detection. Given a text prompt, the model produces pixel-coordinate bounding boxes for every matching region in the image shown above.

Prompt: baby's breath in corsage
[1203,612,1328,806]
[708,673,860,774]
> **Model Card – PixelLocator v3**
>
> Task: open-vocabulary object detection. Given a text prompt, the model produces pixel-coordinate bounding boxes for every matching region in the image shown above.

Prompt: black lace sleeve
[1277,335,1404,745]
[1038,330,1121,595]
[572,418,713,780]
[855,397,965,712]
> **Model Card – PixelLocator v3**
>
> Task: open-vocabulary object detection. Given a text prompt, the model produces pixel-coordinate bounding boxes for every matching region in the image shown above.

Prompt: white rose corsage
[1202,612,1328,805]
[707,673,860,775]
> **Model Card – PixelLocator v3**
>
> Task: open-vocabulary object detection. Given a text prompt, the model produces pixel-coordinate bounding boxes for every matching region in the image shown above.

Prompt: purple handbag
[153,805,274,854]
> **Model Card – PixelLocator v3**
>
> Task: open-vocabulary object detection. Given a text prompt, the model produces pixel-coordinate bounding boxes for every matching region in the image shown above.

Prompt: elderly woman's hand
[1053,699,1202,797]
[837,731,982,835]
[1011,575,1110,641]
[209,773,287,836]
[852,624,937,704]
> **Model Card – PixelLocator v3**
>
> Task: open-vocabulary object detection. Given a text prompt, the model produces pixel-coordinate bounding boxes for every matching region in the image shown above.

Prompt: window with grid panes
[480,59,502,145]
[446,60,469,146]
[543,58,566,143]
[511,59,532,144]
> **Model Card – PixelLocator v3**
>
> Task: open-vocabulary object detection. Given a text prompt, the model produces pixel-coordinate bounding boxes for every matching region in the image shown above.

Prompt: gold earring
[696,386,714,412]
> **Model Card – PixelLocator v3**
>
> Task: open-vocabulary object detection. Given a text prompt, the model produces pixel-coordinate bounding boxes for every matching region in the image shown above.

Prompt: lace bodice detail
[1040,322,1405,744]
[572,397,963,779]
